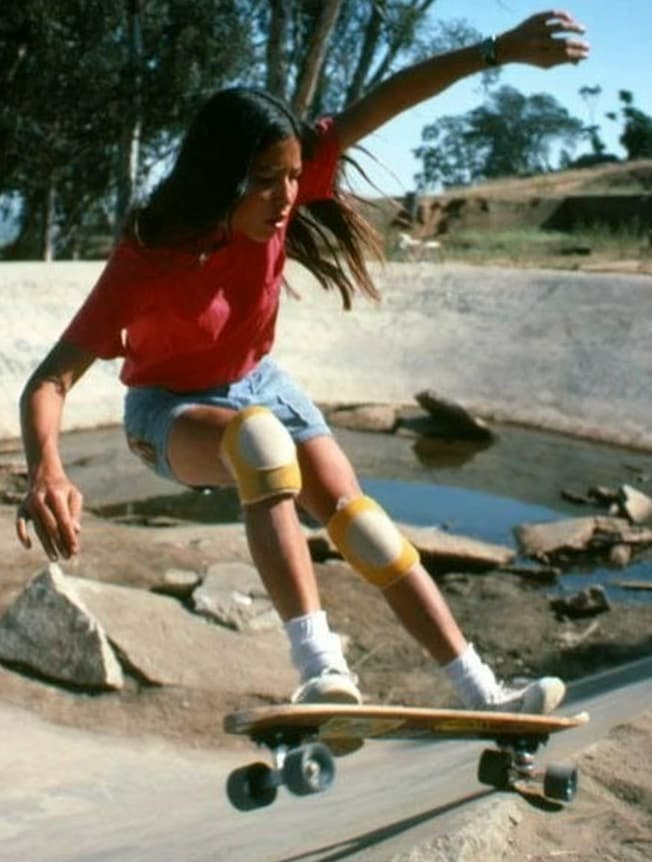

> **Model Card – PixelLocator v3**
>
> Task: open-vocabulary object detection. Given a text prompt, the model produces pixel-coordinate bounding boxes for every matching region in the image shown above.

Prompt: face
[230,136,302,242]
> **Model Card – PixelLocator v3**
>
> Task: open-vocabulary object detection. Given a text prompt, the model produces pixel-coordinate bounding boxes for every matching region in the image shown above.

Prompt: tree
[579,84,607,156]
[258,2,481,119]
[607,90,652,160]
[415,85,585,189]
[1,0,252,259]
[2,0,478,259]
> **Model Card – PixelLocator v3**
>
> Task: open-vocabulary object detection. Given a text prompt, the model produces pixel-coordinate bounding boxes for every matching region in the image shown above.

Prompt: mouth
[266,212,289,229]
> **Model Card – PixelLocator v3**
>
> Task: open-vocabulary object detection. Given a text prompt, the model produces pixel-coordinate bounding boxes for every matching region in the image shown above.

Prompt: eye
[250,173,275,188]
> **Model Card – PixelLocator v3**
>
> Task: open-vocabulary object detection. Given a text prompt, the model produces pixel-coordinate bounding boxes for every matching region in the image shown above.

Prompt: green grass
[386,225,651,269]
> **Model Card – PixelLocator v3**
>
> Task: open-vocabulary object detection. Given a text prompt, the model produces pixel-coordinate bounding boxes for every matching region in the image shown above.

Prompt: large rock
[70,575,293,694]
[191,562,281,632]
[326,404,399,433]
[550,586,611,619]
[400,525,514,572]
[0,564,123,690]
[620,484,652,526]
[307,524,514,573]
[514,516,652,563]
[412,390,496,441]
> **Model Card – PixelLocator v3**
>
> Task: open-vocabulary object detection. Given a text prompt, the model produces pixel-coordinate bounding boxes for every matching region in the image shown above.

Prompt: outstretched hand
[16,474,83,561]
[502,10,590,68]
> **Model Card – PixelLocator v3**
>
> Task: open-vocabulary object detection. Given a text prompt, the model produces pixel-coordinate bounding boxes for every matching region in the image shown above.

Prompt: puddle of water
[94,474,651,605]
[363,476,652,605]
[361,477,559,545]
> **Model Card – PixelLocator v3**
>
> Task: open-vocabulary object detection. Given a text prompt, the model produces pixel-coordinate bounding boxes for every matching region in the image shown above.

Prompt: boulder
[153,568,202,600]
[326,404,398,433]
[401,525,515,572]
[550,586,611,619]
[620,484,652,526]
[0,564,123,690]
[514,516,652,564]
[514,518,604,560]
[191,562,281,632]
[307,525,514,573]
[70,575,293,694]
[412,390,495,441]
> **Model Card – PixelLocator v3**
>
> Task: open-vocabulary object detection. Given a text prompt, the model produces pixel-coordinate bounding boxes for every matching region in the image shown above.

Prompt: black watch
[481,35,498,67]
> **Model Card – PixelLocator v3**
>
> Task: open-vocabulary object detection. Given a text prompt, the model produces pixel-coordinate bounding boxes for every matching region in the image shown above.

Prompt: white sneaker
[291,669,362,705]
[483,676,566,715]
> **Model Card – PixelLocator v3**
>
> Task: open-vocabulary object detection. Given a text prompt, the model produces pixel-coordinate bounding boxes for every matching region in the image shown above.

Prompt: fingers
[514,9,590,68]
[527,10,585,33]
[564,38,591,63]
[16,484,83,561]
[15,508,32,551]
[546,10,586,33]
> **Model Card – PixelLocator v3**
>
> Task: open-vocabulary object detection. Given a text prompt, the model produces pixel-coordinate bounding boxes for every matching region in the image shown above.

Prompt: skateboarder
[16,11,589,712]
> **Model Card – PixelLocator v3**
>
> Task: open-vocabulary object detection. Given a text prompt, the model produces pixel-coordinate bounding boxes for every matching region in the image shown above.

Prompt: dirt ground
[0,425,651,859]
[498,710,652,862]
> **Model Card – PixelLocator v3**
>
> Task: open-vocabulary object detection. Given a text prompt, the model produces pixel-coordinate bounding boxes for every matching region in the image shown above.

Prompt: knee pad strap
[327,496,419,590]
[221,406,301,504]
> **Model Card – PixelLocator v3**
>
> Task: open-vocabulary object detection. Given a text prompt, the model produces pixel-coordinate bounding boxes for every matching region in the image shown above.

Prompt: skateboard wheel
[543,763,578,802]
[283,743,336,796]
[477,748,512,789]
[226,762,278,811]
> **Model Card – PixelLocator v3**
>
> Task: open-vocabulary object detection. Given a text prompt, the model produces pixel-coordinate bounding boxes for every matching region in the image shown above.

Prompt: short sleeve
[295,117,341,206]
[61,240,152,358]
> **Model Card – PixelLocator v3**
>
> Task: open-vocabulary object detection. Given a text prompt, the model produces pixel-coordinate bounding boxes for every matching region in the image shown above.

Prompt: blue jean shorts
[123,357,331,483]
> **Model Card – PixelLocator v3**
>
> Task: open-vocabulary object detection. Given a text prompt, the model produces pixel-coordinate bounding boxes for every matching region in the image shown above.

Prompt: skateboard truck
[226,727,336,811]
[477,734,578,802]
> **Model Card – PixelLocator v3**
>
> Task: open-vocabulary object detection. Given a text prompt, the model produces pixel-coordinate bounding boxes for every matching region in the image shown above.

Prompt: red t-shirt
[62,118,340,391]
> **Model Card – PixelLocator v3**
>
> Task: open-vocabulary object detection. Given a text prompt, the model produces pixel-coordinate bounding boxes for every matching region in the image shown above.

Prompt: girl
[16,11,589,710]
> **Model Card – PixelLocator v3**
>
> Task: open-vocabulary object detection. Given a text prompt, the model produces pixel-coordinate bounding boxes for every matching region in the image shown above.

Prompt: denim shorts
[123,357,331,482]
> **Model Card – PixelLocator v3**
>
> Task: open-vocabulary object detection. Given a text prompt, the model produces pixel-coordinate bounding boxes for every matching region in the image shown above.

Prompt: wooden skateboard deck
[223,704,589,811]
[225,703,588,743]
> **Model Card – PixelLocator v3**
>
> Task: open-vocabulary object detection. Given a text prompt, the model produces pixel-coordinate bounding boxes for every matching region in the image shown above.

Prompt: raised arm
[333,9,589,151]
[17,339,96,560]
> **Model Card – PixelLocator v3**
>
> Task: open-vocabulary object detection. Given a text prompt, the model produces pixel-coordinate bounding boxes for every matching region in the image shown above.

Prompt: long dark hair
[128,87,381,308]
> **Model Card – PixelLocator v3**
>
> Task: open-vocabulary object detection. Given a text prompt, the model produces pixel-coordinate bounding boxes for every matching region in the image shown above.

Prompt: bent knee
[220,406,302,504]
[327,495,419,590]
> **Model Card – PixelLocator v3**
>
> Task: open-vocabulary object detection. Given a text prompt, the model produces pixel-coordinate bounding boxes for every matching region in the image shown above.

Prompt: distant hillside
[428,158,652,200]
[358,159,652,240]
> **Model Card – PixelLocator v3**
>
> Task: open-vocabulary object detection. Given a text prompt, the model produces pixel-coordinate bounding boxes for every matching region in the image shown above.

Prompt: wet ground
[17,419,647,604]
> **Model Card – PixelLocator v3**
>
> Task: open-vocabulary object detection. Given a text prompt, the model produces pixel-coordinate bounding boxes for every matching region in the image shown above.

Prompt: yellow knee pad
[327,496,419,590]
[220,406,302,504]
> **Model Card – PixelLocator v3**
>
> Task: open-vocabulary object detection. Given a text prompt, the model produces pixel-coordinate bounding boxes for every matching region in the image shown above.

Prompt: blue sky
[354,0,652,194]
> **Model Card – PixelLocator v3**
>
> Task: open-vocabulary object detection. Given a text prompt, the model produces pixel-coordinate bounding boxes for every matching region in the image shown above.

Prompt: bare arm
[334,10,590,151]
[17,339,97,560]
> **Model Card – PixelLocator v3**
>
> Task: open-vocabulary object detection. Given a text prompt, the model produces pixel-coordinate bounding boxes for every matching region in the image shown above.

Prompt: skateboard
[223,703,589,811]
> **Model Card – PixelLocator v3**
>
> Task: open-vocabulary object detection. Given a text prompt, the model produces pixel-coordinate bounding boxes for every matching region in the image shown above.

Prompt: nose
[274,176,295,207]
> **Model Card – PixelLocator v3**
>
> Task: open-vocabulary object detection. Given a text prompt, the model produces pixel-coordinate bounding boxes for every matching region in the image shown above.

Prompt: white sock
[284,610,349,682]
[443,643,499,709]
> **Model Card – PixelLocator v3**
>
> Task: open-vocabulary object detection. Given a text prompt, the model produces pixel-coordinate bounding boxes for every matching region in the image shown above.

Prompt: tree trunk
[42,181,56,261]
[365,0,438,94]
[291,0,344,119]
[266,0,291,101]
[115,0,144,235]
[344,4,384,106]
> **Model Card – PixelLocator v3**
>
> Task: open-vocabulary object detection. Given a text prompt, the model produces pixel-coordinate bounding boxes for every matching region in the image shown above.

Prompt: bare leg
[297,435,567,713]
[297,435,467,664]
[167,405,321,620]
[245,496,320,619]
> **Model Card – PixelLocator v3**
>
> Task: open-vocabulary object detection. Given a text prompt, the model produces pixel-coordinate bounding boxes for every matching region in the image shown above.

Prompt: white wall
[2,261,651,449]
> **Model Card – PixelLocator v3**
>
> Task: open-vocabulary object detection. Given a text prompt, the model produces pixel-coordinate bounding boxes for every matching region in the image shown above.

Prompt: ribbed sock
[443,643,499,708]
[284,610,349,682]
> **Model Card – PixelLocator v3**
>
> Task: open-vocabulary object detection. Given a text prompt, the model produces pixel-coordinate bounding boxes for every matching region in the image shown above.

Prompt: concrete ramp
[2,261,651,448]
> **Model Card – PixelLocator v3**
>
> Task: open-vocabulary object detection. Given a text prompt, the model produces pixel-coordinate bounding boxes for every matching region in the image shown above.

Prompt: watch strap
[480,35,498,67]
